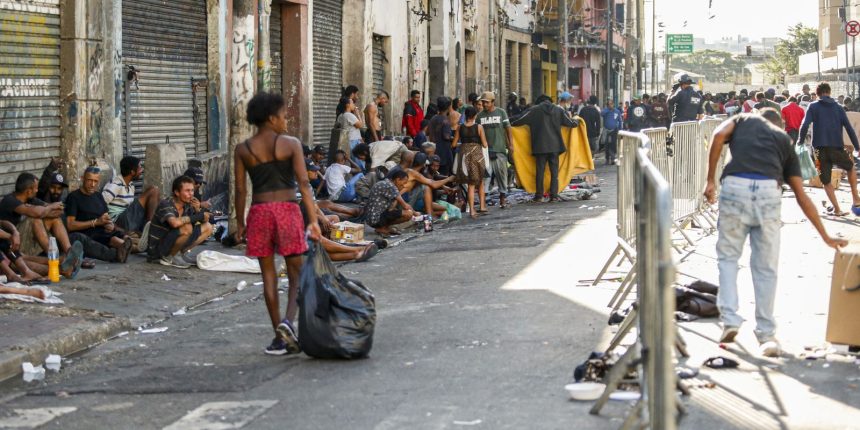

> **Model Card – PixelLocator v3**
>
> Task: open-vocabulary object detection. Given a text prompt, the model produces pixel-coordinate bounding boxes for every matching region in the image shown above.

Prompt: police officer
[626,96,648,132]
[667,74,704,123]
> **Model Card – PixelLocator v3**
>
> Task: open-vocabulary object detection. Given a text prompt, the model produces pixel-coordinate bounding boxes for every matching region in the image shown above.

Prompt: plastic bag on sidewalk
[297,242,376,359]
[796,143,817,181]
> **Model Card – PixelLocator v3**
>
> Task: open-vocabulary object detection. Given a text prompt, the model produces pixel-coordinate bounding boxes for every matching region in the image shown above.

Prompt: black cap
[183,167,206,184]
[429,155,441,163]
[50,173,68,188]
[312,145,326,155]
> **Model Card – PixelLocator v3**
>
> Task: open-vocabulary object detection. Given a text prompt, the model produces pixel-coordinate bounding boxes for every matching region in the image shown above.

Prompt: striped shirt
[102,176,135,220]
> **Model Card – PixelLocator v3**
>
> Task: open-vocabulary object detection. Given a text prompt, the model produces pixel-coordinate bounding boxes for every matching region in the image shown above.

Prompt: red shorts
[245,202,308,258]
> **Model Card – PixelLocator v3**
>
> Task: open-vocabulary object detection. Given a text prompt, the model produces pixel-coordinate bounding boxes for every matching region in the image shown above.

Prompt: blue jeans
[334,173,364,203]
[716,176,782,342]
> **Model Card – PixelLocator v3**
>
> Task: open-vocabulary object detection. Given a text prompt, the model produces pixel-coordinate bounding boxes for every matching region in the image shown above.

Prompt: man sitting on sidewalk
[365,169,415,236]
[147,176,214,268]
[102,156,159,241]
[704,108,846,357]
[65,167,134,263]
[0,173,79,263]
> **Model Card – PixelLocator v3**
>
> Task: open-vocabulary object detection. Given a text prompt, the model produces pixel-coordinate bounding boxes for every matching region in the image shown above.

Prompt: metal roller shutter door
[312,0,342,146]
[372,36,385,96]
[0,0,61,194]
[505,42,513,99]
[122,0,208,159]
[270,5,283,96]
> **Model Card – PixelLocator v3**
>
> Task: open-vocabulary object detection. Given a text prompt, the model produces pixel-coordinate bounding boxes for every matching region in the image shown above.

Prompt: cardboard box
[808,169,843,189]
[826,243,860,346]
[329,221,365,244]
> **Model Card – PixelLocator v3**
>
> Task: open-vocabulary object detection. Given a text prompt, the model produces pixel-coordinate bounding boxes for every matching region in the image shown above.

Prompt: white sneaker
[137,221,151,252]
[160,255,191,269]
[720,326,739,343]
[760,340,781,358]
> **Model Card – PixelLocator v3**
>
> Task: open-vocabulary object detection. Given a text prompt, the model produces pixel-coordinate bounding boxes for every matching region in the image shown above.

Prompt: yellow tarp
[511,123,595,194]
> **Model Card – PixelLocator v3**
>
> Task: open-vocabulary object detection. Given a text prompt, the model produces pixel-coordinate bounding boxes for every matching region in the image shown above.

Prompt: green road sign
[667,34,694,54]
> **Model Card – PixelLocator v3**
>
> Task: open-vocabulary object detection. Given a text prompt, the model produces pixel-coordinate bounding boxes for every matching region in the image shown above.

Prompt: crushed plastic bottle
[22,362,46,382]
[236,280,247,291]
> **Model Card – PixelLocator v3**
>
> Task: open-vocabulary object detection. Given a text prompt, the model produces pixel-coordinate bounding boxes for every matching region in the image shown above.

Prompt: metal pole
[651,1,656,95]
[606,0,614,104]
[559,0,569,99]
[845,0,850,96]
[853,36,856,98]
[489,0,496,92]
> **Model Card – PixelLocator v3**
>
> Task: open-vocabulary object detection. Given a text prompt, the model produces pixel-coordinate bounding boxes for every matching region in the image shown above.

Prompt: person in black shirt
[667,74,704,124]
[578,96,602,156]
[428,97,455,176]
[65,167,133,263]
[511,95,580,202]
[147,176,213,268]
[0,173,81,271]
[704,109,846,358]
[626,97,648,132]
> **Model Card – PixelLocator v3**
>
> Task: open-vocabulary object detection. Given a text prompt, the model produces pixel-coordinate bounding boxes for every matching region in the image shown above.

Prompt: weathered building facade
[0,0,538,208]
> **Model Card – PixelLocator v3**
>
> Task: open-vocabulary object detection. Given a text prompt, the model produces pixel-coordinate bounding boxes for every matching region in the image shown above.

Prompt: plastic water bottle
[47,237,60,283]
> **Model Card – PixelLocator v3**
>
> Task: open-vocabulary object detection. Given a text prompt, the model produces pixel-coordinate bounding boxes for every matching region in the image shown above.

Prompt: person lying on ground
[102,156,159,239]
[321,236,377,263]
[316,199,362,221]
[147,176,214,269]
[66,167,133,263]
[0,221,49,283]
[399,153,455,218]
[318,150,364,203]
[365,169,416,236]
[0,284,46,300]
[0,173,83,274]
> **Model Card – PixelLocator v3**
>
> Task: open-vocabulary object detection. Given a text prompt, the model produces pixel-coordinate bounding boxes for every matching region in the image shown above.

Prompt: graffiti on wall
[88,43,104,97]
[0,78,52,97]
[86,102,103,155]
[231,17,255,101]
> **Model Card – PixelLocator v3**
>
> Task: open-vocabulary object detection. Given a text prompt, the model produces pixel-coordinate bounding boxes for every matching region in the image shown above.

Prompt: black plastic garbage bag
[297,242,376,359]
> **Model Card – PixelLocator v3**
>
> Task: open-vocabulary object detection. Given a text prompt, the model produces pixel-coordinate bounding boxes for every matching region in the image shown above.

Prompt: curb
[0,315,130,383]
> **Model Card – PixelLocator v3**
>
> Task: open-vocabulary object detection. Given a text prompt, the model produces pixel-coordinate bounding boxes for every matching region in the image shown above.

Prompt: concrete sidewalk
[572,177,860,428]
[0,242,253,382]
[0,218,466,383]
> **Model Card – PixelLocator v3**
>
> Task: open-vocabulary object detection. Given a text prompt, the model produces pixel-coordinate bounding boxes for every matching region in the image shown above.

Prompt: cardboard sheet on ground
[511,123,594,194]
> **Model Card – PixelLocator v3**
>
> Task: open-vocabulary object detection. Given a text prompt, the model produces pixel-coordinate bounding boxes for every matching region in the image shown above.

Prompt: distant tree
[671,49,750,83]
[758,24,819,84]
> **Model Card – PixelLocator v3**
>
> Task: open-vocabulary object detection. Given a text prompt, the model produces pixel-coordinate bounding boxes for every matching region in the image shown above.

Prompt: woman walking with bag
[453,106,489,218]
[234,92,322,356]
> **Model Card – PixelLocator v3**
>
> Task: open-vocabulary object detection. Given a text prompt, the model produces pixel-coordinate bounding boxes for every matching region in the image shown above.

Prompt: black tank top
[244,136,296,193]
[460,123,480,144]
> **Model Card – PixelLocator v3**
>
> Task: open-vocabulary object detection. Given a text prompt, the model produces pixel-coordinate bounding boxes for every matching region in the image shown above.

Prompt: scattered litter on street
[172,307,187,316]
[161,274,171,281]
[236,280,247,291]
[609,391,641,401]
[139,327,169,334]
[22,362,45,382]
[453,419,483,426]
[45,354,61,372]
[704,356,740,369]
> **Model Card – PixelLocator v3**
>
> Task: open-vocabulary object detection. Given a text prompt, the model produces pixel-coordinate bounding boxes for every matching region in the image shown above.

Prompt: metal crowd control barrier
[669,121,704,228]
[592,131,641,287]
[590,132,679,430]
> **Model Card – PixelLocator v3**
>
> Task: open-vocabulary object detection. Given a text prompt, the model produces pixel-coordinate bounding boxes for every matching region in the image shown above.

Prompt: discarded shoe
[703,356,740,369]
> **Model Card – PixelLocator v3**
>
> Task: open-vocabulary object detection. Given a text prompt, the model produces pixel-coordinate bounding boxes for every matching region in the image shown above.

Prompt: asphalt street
[0,166,625,430]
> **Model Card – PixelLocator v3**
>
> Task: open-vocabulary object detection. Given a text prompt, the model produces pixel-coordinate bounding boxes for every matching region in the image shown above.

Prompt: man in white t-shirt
[319,150,364,203]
